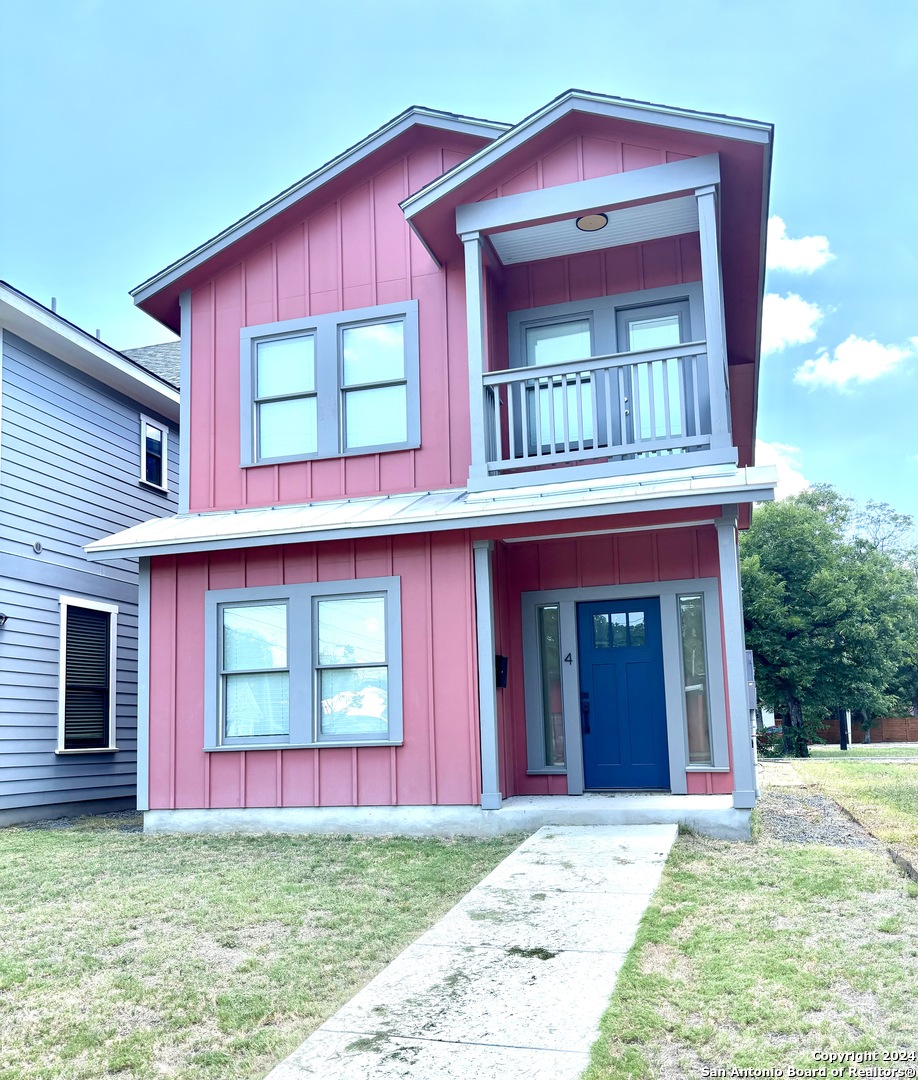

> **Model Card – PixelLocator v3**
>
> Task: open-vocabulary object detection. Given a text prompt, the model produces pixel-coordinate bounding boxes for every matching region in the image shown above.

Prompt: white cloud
[766,216,834,274]
[793,334,916,390]
[761,292,824,355]
[755,440,811,500]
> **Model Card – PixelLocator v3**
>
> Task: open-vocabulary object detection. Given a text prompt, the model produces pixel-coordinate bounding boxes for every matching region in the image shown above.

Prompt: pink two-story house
[90,91,776,838]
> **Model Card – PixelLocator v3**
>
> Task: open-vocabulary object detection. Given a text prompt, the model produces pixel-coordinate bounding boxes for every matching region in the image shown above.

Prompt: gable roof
[0,282,180,422]
[122,341,181,389]
[402,88,772,225]
[131,106,509,327]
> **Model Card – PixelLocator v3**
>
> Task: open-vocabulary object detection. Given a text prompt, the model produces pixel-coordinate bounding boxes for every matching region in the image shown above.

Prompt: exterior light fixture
[576,213,608,232]
[0,613,8,628]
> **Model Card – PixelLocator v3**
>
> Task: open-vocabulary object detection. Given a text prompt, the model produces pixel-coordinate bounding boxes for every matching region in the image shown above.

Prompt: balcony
[483,338,720,475]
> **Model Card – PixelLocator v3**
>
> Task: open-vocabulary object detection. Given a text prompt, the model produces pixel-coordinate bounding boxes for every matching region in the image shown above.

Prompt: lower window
[58,596,118,752]
[205,577,402,749]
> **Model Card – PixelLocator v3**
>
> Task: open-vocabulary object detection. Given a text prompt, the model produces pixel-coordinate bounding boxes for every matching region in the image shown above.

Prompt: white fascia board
[0,286,180,421]
[402,91,770,221]
[131,109,509,307]
[456,154,720,236]
[85,466,777,561]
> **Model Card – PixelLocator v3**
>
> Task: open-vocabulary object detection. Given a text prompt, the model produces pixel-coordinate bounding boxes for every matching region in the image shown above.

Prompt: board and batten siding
[147,533,480,811]
[187,133,480,515]
[0,330,178,821]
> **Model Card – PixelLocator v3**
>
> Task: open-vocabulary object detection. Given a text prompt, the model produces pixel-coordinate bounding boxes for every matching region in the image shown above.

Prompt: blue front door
[577,598,669,790]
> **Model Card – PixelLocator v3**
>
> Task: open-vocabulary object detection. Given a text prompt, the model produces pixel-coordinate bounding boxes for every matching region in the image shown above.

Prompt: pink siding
[147,534,480,811]
[493,518,733,798]
[497,233,701,341]
[471,120,702,202]
[187,135,482,514]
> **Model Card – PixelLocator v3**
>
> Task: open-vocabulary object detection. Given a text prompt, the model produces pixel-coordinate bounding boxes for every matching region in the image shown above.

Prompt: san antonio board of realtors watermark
[700,1053,918,1079]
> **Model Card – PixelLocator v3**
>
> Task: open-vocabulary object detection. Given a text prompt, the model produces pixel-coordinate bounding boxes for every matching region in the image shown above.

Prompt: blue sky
[1,0,915,518]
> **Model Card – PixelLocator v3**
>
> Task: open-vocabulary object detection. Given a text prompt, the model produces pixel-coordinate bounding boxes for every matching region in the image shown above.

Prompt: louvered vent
[64,606,111,749]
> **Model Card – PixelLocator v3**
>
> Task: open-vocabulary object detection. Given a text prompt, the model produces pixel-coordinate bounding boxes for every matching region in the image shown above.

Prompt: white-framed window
[57,596,118,753]
[139,415,169,490]
[204,577,402,749]
[240,301,419,466]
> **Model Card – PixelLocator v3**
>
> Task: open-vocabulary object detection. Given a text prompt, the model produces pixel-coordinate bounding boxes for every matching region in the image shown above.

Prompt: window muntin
[254,335,317,459]
[58,597,118,752]
[140,415,168,490]
[679,593,713,765]
[220,603,290,739]
[240,301,419,465]
[205,579,402,749]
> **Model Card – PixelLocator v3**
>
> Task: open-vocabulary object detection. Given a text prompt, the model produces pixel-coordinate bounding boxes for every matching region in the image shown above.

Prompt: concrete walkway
[265,823,678,1080]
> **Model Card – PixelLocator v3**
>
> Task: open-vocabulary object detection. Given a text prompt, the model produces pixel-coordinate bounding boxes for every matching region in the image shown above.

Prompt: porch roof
[85,464,776,561]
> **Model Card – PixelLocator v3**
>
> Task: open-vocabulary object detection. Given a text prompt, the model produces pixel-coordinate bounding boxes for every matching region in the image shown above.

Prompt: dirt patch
[639,942,692,982]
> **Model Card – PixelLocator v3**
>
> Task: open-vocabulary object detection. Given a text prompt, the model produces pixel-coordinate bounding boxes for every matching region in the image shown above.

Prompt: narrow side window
[679,592,713,765]
[140,415,168,490]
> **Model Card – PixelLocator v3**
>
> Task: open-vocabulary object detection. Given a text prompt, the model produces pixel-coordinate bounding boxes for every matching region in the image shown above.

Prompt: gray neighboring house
[0,282,180,824]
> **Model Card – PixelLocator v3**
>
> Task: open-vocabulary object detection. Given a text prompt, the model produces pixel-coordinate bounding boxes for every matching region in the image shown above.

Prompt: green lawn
[0,822,518,1080]
[584,833,918,1078]
[793,758,918,864]
[808,744,918,760]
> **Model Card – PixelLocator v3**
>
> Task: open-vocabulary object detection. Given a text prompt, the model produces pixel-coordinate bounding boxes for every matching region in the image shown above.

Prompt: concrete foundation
[144,793,751,841]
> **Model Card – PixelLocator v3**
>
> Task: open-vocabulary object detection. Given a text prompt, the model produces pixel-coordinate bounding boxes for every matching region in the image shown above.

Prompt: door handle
[580,692,591,735]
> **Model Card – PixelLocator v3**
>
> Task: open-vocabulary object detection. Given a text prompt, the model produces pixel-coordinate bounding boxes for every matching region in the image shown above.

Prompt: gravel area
[755,787,882,848]
[755,760,883,849]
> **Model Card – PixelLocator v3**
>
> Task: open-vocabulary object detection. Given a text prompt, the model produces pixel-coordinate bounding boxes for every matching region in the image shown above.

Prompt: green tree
[740,486,917,756]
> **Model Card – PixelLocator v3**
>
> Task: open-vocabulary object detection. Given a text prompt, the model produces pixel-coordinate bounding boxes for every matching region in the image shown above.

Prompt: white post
[463,232,490,482]
[716,510,756,808]
[473,540,502,809]
[695,185,731,447]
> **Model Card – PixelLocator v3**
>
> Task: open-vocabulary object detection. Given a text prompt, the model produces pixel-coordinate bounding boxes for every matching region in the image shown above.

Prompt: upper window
[204,577,402,749]
[57,597,118,753]
[140,415,169,490]
[240,301,419,466]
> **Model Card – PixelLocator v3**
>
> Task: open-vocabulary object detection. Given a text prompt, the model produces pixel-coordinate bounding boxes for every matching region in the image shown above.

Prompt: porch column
[715,509,756,809]
[472,540,502,809]
[695,185,731,448]
[462,232,489,482]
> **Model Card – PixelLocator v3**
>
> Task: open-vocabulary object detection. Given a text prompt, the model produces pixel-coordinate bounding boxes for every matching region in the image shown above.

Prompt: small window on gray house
[58,597,118,752]
[140,415,169,490]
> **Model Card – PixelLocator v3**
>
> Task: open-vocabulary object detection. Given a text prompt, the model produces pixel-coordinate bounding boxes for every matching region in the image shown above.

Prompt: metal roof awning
[86,465,777,561]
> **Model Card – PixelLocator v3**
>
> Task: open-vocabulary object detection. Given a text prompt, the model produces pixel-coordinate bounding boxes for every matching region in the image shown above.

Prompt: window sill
[685,765,731,772]
[56,747,120,755]
[204,741,403,752]
[242,441,420,468]
[526,767,568,776]
[139,480,169,494]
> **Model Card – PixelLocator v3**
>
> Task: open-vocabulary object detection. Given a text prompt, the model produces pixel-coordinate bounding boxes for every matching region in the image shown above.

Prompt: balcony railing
[482,341,714,474]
